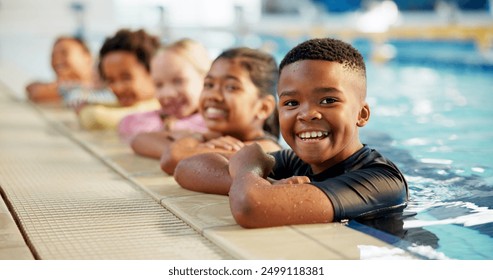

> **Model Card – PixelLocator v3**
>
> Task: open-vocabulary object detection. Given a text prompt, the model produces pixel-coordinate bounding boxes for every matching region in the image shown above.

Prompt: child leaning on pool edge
[159,47,282,175]
[25,36,96,103]
[77,29,161,130]
[173,38,409,228]
[126,38,211,147]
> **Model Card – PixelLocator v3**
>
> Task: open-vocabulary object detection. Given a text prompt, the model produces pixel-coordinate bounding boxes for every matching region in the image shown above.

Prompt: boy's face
[278,60,369,174]
[101,51,155,107]
[151,50,204,118]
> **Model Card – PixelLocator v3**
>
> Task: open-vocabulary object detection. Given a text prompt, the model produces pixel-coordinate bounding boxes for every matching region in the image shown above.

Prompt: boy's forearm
[228,143,275,180]
[229,176,334,228]
[174,153,232,195]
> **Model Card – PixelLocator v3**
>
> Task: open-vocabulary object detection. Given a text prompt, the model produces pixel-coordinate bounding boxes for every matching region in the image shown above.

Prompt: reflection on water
[359,129,493,259]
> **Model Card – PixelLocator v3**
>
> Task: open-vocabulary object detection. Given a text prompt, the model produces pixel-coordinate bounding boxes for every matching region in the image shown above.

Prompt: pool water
[358,61,493,260]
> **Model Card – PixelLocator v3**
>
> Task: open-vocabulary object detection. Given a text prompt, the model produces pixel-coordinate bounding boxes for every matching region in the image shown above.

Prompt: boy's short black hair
[279,38,366,78]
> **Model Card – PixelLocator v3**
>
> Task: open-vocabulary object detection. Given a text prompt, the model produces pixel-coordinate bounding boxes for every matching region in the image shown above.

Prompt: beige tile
[131,175,199,200]
[162,194,235,232]
[0,246,34,260]
[70,130,133,157]
[204,225,350,259]
[0,214,28,249]
[291,223,418,259]
[106,153,162,175]
[0,200,32,258]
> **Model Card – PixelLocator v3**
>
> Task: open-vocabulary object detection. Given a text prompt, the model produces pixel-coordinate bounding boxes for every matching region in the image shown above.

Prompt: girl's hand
[202,136,245,151]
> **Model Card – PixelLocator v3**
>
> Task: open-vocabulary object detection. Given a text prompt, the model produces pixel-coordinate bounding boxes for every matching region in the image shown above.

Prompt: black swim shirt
[269,145,409,221]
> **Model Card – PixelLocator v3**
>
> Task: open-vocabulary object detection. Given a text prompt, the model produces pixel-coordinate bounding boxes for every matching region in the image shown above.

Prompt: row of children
[26,29,409,228]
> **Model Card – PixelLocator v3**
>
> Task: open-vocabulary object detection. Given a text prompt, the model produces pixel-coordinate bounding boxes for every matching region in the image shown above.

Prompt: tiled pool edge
[0,81,420,260]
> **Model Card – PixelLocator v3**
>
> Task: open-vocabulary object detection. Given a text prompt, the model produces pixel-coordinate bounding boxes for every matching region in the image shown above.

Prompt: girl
[121,38,211,143]
[159,47,281,175]
[77,29,161,130]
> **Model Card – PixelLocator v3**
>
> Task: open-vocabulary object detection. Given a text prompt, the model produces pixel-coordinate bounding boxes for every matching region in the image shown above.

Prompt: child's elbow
[129,136,142,154]
[229,187,263,228]
[160,151,176,175]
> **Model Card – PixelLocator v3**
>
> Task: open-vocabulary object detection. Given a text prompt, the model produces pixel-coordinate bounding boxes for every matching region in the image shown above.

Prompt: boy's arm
[228,143,334,228]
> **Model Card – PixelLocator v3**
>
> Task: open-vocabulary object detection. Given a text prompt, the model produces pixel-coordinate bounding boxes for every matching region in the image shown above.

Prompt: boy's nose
[297,104,322,121]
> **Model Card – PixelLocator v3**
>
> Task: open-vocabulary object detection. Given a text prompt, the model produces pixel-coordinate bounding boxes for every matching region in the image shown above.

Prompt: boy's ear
[357,103,370,127]
[256,95,276,120]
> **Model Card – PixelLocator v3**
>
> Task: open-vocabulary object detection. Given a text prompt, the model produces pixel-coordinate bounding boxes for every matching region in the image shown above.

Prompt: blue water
[266,36,493,259]
[360,62,493,259]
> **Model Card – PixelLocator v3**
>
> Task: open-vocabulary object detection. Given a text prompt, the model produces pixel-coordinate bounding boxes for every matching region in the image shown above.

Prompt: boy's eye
[321,97,337,104]
[203,81,213,89]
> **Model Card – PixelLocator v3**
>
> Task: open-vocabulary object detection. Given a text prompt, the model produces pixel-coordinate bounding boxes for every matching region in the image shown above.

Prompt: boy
[174,38,408,228]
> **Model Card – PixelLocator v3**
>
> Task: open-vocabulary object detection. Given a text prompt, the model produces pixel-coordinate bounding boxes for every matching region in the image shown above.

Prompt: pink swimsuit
[118,110,207,141]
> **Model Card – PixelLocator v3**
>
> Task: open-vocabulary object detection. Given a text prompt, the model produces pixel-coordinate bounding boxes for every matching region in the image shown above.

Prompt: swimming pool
[265,35,493,259]
[355,42,493,260]
[360,61,493,259]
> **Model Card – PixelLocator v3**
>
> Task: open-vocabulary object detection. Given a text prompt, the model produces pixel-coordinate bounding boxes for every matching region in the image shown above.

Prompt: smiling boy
[174,38,408,228]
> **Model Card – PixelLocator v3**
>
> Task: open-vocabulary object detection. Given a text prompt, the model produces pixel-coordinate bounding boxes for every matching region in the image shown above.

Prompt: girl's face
[51,39,92,83]
[199,58,263,139]
[101,51,155,107]
[151,50,204,118]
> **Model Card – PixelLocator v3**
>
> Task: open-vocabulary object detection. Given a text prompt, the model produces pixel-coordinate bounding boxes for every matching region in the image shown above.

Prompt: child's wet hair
[279,38,366,78]
[215,47,280,139]
[98,29,160,79]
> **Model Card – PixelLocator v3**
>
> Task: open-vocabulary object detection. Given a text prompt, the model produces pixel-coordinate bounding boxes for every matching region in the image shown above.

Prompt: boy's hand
[229,143,275,179]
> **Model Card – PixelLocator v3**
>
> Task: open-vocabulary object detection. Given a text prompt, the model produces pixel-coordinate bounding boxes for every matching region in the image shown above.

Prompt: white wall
[0,0,264,97]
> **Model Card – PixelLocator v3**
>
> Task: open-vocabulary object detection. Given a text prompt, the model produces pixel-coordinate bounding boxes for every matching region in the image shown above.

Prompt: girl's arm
[130,131,173,159]
[173,137,282,194]
[174,153,232,195]
[228,143,334,228]
[26,81,61,103]
[160,136,236,175]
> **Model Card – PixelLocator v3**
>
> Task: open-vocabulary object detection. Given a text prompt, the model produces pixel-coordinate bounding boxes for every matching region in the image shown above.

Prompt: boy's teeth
[299,131,327,139]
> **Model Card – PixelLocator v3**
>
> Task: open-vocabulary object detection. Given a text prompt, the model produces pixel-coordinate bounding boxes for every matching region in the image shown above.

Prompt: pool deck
[0,80,419,260]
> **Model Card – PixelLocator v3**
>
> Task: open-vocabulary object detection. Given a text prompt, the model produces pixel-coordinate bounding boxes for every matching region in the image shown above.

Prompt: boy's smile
[278,60,370,174]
